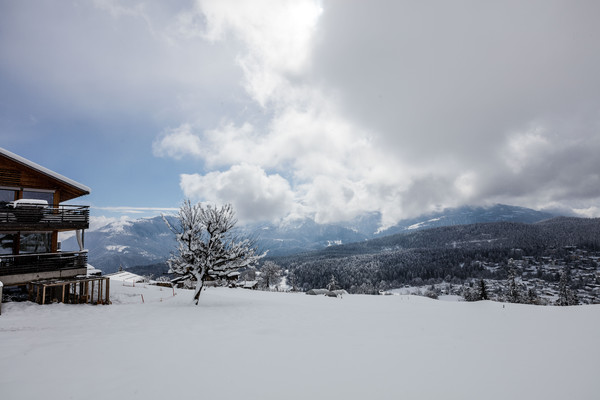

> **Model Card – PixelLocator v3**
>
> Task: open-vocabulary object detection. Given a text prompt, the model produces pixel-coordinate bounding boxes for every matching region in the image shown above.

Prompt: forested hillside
[274,218,600,294]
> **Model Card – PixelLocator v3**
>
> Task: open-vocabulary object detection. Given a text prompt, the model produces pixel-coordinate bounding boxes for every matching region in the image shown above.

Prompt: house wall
[0,155,86,203]
[0,151,90,288]
[1,154,89,256]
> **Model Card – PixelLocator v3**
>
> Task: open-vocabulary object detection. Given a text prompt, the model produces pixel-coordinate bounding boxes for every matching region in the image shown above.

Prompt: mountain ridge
[63,204,558,273]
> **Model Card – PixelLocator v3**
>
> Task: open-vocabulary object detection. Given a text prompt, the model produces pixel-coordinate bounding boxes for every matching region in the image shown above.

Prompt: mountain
[247,218,369,256]
[276,217,600,263]
[373,204,555,236]
[276,217,600,295]
[62,216,178,273]
[63,204,558,273]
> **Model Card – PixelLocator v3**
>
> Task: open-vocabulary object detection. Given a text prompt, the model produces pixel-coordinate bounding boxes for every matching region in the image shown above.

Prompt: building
[0,147,108,306]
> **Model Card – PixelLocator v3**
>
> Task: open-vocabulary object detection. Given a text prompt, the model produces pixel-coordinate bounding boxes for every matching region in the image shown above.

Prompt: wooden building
[0,147,108,306]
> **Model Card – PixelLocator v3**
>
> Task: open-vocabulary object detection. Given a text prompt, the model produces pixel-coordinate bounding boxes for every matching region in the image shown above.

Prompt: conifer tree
[556,265,578,306]
[506,259,521,303]
[327,274,339,291]
[478,279,488,300]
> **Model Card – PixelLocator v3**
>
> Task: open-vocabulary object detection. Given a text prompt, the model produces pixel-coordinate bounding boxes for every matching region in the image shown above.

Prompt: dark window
[0,189,17,205]
[20,233,52,254]
[0,233,15,255]
[22,190,54,204]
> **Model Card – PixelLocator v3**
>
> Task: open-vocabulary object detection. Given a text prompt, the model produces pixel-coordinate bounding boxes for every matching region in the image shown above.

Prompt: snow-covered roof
[237,280,258,289]
[107,271,145,283]
[9,199,49,207]
[0,147,91,194]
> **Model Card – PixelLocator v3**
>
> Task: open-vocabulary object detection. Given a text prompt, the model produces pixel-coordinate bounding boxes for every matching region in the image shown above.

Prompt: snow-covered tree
[326,274,338,291]
[164,200,265,304]
[556,265,578,306]
[506,260,521,303]
[465,279,489,302]
[526,287,542,305]
[286,270,299,292]
[462,283,478,302]
[259,261,282,290]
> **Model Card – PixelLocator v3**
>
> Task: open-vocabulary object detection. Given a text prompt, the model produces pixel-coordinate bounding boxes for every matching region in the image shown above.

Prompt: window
[22,190,54,204]
[0,233,15,255]
[0,189,17,206]
[19,233,52,254]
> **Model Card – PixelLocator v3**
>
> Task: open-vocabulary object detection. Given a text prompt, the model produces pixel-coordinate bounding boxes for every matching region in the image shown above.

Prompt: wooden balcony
[0,204,89,231]
[0,251,88,286]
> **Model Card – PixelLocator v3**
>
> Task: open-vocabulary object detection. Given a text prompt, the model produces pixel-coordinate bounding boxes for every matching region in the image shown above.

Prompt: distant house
[106,271,146,285]
[306,288,348,297]
[236,280,258,290]
[0,147,108,306]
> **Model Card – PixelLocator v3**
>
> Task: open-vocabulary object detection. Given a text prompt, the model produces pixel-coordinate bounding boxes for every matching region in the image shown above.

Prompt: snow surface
[9,199,49,207]
[105,245,129,252]
[1,285,598,400]
[107,271,145,283]
[407,217,443,230]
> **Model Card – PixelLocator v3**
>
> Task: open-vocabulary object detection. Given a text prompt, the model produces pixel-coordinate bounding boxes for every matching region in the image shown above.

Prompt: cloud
[92,206,180,214]
[0,0,244,131]
[307,0,600,215]
[4,1,600,223]
[180,164,295,222]
[199,0,323,106]
[147,0,600,223]
[312,1,600,157]
[152,124,204,159]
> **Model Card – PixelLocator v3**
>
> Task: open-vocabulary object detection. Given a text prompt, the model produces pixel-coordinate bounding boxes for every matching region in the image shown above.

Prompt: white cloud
[4,1,600,225]
[180,164,295,222]
[156,0,600,226]
[199,0,322,106]
[153,124,204,159]
[504,127,551,174]
[573,207,600,218]
[93,206,179,214]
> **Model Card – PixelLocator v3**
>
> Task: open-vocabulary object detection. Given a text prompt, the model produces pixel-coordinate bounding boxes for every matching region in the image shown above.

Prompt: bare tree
[164,200,265,304]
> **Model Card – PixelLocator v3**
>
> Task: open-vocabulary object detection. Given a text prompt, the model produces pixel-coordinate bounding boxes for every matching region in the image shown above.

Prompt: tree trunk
[193,280,204,305]
[193,269,206,305]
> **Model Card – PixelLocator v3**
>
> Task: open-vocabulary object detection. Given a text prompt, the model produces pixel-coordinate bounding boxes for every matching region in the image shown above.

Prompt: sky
[1,0,600,228]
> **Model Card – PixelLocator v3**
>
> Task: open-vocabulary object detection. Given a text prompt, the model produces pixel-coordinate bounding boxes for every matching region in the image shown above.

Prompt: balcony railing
[0,204,89,230]
[0,251,88,276]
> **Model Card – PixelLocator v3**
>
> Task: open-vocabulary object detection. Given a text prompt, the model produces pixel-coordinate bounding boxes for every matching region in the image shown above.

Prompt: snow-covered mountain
[373,204,555,236]
[64,204,556,273]
[62,216,178,273]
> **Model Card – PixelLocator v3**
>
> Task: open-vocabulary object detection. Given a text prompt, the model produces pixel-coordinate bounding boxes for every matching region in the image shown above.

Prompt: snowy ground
[1,283,598,400]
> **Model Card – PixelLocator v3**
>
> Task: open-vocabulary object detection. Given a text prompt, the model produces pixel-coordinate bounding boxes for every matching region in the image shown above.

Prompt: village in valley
[388,248,600,305]
[479,248,600,304]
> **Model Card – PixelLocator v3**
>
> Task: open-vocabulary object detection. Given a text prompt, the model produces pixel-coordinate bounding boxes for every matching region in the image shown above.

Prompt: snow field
[1,283,598,400]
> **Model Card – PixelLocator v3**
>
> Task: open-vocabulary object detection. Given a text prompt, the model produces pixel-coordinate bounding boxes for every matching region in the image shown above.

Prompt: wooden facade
[28,276,110,305]
[0,151,90,204]
[0,147,94,293]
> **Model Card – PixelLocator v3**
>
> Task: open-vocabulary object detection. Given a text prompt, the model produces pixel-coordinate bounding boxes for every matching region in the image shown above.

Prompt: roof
[107,271,145,283]
[0,147,91,194]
